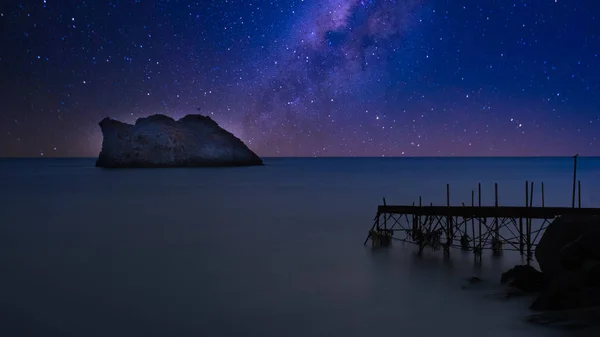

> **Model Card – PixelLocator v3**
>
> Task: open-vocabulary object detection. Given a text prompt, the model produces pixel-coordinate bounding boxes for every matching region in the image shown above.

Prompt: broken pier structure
[364,180,600,264]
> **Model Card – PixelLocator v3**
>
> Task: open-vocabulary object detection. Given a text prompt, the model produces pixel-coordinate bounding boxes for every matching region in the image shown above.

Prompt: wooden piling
[572,154,578,208]
[542,181,545,207]
[529,182,534,207]
[478,183,482,256]
[578,180,581,208]
[519,217,524,255]
[383,198,387,230]
[492,182,501,256]
[419,196,422,230]
[494,182,499,237]
[471,190,476,258]
[526,181,529,210]
[527,218,532,264]
[520,181,528,256]
[412,214,417,242]
[527,182,534,263]
[446,183,452,257]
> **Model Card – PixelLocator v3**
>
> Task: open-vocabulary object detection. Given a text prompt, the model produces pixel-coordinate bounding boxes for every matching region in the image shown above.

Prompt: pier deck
[377,205,600,219]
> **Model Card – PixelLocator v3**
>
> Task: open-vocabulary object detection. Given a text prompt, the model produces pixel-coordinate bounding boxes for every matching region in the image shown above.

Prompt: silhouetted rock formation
[96,114,263,168]
[531,215,600,311]
[536,215,600,278]
[502,215,600,313]
[501,265,545,293]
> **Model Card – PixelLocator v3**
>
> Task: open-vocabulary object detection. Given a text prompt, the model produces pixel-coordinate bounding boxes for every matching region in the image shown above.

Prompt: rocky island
[96,114,263,168]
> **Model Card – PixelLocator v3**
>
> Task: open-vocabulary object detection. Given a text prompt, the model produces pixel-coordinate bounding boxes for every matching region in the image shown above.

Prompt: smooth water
[1,157,600,337]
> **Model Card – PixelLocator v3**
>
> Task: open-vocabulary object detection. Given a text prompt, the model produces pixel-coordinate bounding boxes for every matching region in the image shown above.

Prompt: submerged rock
[96,114,263,168]
[468,276,483,284]
[530,271,600,311]
[500,265,545,293]
[460,276,484,290]
[526,306,600,330]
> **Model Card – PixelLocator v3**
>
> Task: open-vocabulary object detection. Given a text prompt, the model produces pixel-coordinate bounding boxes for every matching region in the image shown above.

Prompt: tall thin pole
[383,198,387,230]
[494,182,499,236]
[478,183,482,255]
[526,181,529,209]
[578,180,581,208]
[530,181,534,207]
[418,195,422,231]
[471,190,476,256]
[446,183,452,256]
[572,154,579,208]
[527,181,534,264]
[493,182,500,255]
[541,181,545,207]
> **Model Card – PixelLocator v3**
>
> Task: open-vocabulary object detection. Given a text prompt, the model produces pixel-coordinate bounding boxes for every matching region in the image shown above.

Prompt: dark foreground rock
[536,215,600,278]
[96,114,263,168]
[526,306,600,330]
[527,215,600,312]
[500,264,545,293]
[530,271,600,311]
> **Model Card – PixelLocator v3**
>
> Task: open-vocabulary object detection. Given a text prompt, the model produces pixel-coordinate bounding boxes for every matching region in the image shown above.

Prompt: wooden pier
[363,155,600,264]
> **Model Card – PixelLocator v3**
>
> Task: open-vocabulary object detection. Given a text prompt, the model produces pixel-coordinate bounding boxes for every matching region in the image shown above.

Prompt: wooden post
[541,181,545,207]
[520,181,528,256]
[527,181,534,263]
[519,217,524,256]
[525,181,529,208]
[478,183,482,257]
[578,180,581,208]
[471,190,476,256]
[572,154,578,208]
[446,183,452,257]
[493,182,501,256]
[529,182,534,207]
[494,182,499,236]
[383,198,387,230]
[419,196,422,230]
[373,214,381,247]
[412,214,417,242]
[527,218,532,264]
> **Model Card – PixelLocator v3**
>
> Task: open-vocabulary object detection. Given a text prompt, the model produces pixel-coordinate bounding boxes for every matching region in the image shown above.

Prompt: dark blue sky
[1,0,599,157]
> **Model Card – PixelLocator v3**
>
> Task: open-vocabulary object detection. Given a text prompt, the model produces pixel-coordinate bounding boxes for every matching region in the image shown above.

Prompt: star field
[0,0,599,157]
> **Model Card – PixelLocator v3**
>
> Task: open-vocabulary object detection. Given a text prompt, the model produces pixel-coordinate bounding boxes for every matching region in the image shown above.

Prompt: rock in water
[96,114,263,168]
[535,215,600,277]
[530,215,600,311]
[500,265,545,293]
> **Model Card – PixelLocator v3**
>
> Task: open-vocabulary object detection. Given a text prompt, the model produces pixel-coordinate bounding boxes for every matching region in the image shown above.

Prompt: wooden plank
[377,205,600,219]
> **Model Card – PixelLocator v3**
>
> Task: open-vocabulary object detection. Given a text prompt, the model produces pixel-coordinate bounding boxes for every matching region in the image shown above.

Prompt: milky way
[237,0,428,154]
[0,0,599,157]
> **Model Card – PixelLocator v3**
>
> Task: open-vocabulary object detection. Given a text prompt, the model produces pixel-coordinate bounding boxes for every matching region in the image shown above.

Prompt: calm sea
[1,157,600,337]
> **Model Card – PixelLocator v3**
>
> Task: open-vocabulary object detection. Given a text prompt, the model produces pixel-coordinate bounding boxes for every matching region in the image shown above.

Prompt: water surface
[1,157,599,337]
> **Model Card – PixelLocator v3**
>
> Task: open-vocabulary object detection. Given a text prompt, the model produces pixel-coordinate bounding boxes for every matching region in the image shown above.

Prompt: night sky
[1,0,599,157]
